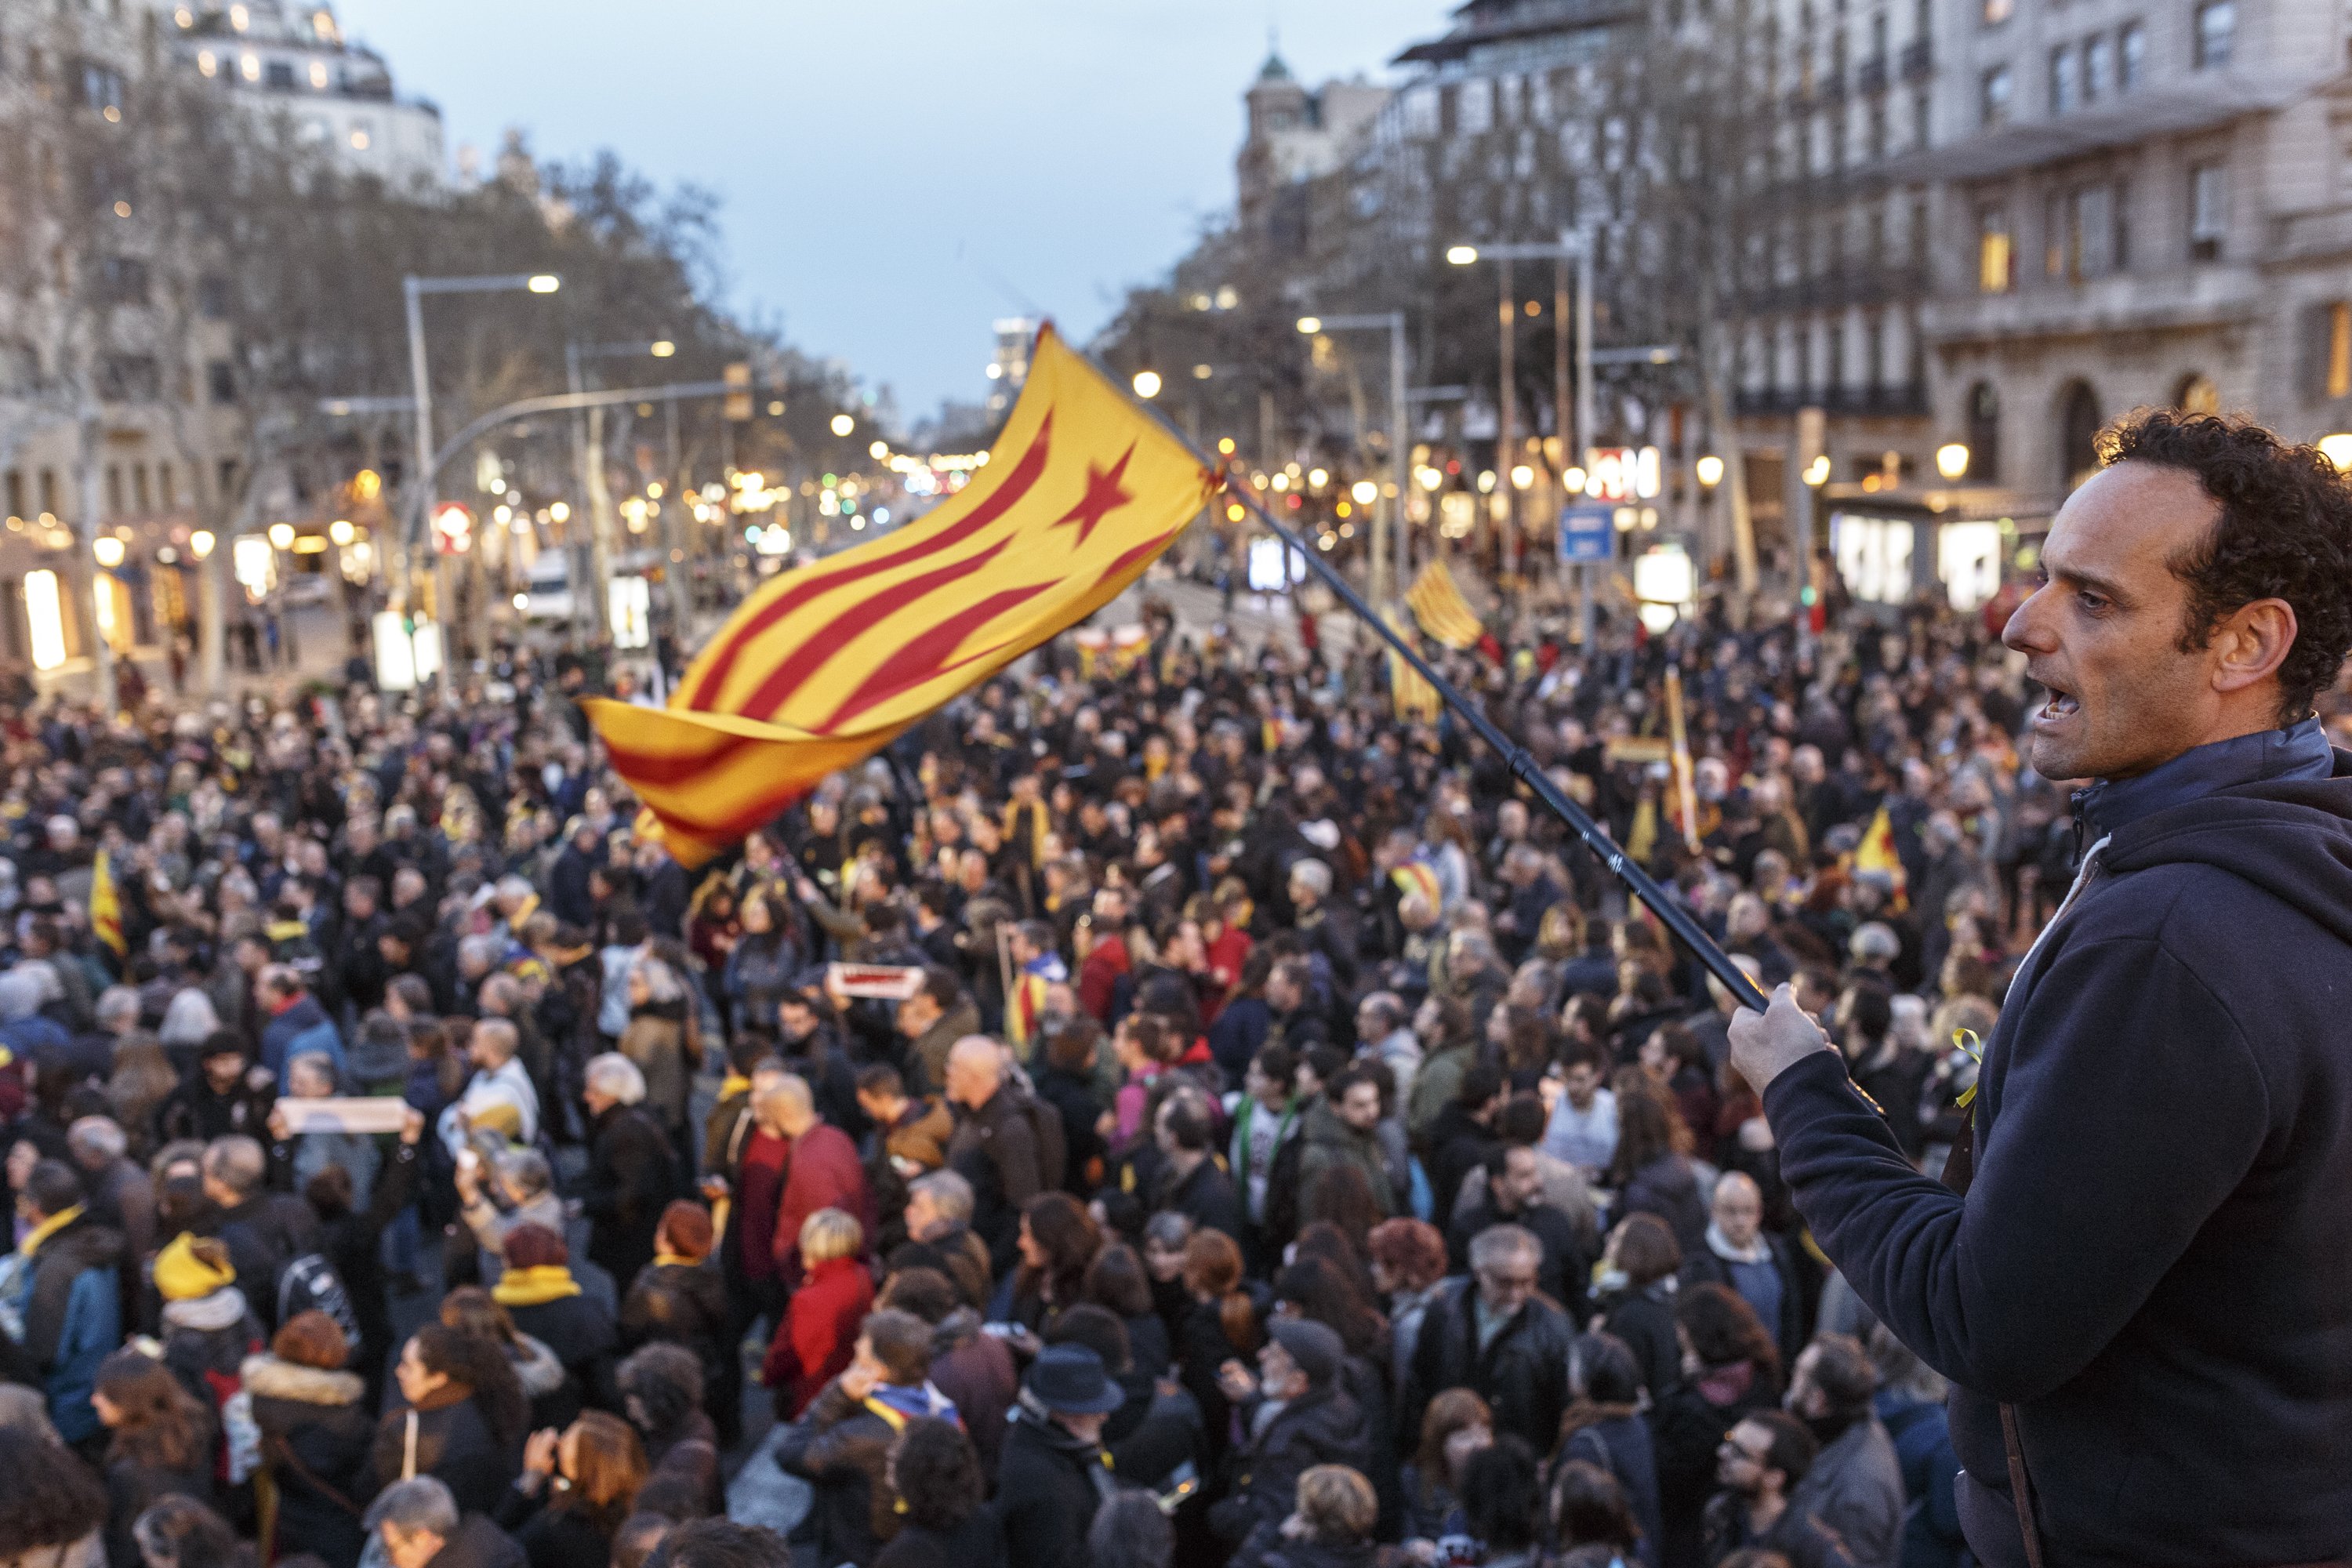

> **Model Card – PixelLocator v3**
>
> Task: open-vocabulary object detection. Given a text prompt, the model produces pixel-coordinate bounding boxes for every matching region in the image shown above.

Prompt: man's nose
[2003,584,2056,655]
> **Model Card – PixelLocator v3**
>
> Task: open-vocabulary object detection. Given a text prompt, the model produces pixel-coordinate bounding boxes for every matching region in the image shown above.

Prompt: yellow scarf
[492,1265,582,1308]
[20,1203,82,1258]
[718,1073,751,1102]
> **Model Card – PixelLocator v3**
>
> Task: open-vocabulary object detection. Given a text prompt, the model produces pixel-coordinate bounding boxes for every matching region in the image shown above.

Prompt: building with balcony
[1791,0,2352,616]
[172,1,445,191]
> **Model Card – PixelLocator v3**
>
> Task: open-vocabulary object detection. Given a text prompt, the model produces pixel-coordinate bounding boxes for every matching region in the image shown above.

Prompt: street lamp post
[1450,239,1583,604]
[404,271,559,701]
[1294,312,1409,602]
[570,339,683,644]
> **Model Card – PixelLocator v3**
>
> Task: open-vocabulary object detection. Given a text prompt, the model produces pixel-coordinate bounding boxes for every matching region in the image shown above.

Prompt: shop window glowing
[24,571,64,670]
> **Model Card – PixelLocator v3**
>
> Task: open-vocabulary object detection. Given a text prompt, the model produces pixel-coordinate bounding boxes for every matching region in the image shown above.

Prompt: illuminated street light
[2322,434,2352,471]
[526,274,561,294]
[328,519,356,546]
[1695,455,1726,488]
[830,413,856,437]
[1296,317,1323,336]
[1446,246,1479,266]
[189,530,216,559]
[649,339,677,358]
[1132,370,1163,399]
[1803,455,1832,488]
[1510,464,1536,491]
[93,536,125,568]
[1936,442,1972,481]
[267,522,296,550]
[1352,481,1379,506]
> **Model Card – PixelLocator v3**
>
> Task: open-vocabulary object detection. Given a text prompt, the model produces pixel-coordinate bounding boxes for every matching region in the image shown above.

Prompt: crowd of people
[0,568,2281,1568]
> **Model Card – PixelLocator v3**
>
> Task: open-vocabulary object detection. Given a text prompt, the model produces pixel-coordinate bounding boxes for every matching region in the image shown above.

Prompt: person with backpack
[196,1136,317,1334]
[151,1233,264,1473]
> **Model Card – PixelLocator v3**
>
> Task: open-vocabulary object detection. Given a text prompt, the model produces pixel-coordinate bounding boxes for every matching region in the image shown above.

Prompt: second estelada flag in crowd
[586,325,1221,866]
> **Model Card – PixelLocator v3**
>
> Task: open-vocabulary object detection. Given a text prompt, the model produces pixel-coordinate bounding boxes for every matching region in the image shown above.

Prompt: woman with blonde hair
[760,1209,872,1420]
[494,1410,648,1568]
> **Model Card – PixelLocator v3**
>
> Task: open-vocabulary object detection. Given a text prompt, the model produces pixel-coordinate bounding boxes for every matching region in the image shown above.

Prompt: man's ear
[2210,597,2299,699]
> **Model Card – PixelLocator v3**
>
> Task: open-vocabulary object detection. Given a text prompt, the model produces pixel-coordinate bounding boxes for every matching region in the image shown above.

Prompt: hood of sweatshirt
[2095,750,2352,947]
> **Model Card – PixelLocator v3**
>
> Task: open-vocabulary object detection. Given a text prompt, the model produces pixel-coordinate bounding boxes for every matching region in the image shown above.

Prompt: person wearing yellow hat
[154,1233,262,1406]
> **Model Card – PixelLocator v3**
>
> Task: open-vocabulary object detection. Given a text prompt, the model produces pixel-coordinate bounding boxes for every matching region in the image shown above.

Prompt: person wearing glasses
[1702,1410,1856,1568]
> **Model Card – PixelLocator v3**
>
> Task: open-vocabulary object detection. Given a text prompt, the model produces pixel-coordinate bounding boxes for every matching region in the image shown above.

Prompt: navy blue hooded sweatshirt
[1764,722,2352,1567]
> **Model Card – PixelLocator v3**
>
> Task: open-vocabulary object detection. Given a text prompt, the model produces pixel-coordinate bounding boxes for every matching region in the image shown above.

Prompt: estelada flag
[1383,608,1443,723]
[587,326,1220,867]
[1854,803,1911,912]
[1405,560,1483,650]
[90,848,125,958]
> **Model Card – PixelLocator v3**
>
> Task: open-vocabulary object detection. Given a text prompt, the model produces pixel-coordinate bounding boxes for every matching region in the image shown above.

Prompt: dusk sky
[333,0,1445,426]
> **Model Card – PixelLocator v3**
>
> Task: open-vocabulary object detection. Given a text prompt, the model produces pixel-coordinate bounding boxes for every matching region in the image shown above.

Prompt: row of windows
[2049,25,2148,114]
[1976,162,2225,290]
[1983,21,2148,127]
[0,459,184,523]
[1982,2,2233,129]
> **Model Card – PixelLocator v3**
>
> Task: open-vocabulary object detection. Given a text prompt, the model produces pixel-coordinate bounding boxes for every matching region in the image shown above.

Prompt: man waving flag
[586,325,1220,866]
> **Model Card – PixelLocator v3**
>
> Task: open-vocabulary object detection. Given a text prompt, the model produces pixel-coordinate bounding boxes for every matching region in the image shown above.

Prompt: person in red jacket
[766,1073,874,1285]
[1074,888,1132,1024]
[761,1207,873,1418]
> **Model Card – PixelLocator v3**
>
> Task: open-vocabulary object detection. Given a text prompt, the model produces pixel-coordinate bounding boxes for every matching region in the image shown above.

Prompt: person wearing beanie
[494,1224,619,1411]
[1207,1318,1373,1547]
[154,1032,272,1147]
[996,1343,1126,1568]
[154,1233,264,1415]
[620,1200,736,1444]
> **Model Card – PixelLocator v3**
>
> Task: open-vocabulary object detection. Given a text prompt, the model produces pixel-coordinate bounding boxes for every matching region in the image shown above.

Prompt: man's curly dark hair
[2097,408,2352,721]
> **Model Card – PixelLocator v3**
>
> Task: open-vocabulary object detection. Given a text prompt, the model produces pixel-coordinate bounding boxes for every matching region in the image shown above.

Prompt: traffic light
[724,362,753,422]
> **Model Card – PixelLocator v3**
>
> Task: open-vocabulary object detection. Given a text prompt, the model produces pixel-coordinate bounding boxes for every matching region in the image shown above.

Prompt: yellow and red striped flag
[586,326,1220,867]
[1383,608,1443,723]
[1405,560,1483,649]
[90,848,125,958]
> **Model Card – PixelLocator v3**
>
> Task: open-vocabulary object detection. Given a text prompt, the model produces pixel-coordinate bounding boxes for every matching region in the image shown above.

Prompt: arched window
[2058,380,2103,491]
[1965,381,2002,484]
[2174,372,2220,415]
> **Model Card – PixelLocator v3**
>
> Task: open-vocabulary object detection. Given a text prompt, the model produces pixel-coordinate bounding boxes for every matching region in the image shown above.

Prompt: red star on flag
[1053,443,1138,546]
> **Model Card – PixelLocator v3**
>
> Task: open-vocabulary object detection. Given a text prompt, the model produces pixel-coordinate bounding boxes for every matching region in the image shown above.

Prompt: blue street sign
[1559,503,1613,564]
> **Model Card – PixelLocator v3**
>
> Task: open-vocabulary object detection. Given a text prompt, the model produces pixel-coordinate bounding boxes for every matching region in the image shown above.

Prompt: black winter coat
[1207,1382,1375,1545]
[579,1103,677,1286]
[419,1514,527,1568]
[773,1381,902,1568]
[995,1410,1115,1568]
[367,1390,517,1515]
[247,1354,374,1568]
[492,1484,618,1568]
[1648,1364,1780,1568]
[1595,1282,1682,1403]
[1400,1278,1573,1457]
[102,1455,210,1568]
[504,1293,619,1413]
[873,1508,1006,1568]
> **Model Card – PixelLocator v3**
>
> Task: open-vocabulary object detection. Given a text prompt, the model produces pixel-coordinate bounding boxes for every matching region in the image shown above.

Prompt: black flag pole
[1216,478,1769,1014]
[1074,330,1767,1013]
